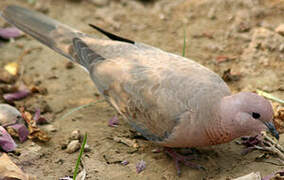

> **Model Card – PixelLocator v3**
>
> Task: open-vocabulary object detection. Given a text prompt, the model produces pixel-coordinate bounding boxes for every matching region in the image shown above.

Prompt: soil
[0,0,283,179]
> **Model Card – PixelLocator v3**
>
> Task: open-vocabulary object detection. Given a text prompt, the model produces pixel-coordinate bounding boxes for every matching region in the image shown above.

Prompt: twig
[256,89,284,104]
[254,132,284,161]
[262,132,284,152]
[60,99,105,120]
[260,160,284,166]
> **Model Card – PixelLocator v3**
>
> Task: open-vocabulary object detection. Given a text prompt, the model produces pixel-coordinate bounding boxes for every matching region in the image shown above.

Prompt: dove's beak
[265,122,279,140]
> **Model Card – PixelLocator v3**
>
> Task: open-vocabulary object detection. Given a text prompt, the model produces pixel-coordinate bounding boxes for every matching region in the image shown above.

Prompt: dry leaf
[21,109,50,142]
[136,160,146,174]
[273,103,284,133]
[0,126,17,152]
[0,27,23,40]
[3,84,31,103]
[7,123,29,142]
[232,172,261,180]
[0,153,36,180]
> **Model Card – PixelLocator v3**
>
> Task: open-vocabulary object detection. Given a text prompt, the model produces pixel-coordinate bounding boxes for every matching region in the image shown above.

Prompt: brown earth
[0,0,284,179]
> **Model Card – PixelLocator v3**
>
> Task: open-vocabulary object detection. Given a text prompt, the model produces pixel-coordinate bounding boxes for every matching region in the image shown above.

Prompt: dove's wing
[73,38,231,144]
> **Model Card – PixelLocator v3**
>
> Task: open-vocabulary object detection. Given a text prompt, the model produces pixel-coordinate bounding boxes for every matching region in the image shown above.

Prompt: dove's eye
[252,112,261,119]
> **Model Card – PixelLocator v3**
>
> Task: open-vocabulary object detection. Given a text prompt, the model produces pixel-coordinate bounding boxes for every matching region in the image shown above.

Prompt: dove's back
[1,5,231,147]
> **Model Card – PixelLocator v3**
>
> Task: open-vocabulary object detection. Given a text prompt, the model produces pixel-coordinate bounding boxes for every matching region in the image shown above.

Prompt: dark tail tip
[89,24,134,44]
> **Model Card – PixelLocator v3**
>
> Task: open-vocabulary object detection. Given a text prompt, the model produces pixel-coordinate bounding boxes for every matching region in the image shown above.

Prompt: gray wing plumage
[87,48,231,142]
[72,38,105,69]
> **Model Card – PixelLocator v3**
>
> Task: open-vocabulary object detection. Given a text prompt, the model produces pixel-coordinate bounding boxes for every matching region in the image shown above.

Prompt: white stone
[66,140,81,153]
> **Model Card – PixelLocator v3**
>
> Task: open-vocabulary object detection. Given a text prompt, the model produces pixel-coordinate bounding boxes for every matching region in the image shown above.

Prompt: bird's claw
[164,147,205,176]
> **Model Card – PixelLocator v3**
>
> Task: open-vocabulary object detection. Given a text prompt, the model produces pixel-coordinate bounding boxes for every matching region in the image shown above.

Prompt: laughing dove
[0,5,279,148]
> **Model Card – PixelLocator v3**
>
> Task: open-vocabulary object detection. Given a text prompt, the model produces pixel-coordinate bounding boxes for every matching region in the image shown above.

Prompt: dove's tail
[1,5,85,62]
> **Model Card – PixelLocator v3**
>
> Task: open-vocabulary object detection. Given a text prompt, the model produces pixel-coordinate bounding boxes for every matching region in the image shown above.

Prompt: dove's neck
[158,98,232,148]
[208,95,247,145]
[201,98,233,146]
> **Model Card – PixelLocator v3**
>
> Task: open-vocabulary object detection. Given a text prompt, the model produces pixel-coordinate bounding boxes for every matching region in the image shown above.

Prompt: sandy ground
[0,0,284,179]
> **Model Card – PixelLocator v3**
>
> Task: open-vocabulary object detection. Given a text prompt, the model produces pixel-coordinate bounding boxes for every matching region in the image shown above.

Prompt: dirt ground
[0,0,284,179]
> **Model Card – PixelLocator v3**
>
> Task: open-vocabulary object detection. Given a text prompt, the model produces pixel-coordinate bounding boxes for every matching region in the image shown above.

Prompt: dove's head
[221,92,278,140]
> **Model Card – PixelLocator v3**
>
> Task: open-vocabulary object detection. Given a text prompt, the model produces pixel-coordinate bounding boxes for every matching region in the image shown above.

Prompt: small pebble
[60,140,69,150]
[84,144,91,152]
[42,124,57,132]
[34,1,50,14]
[30,86,48,95]
[13,149,21,156]
[65,62,74,69]
[279,43,284,52]
[88,0,109,7]
[0,84,18,94]
[151,148,162,153]
[28,142,42,152]
[0,69,16,84]
[207,7,216,19]
[0,104,24,126]
[94,92,100,97]
[66,140,81,153]
[55,159,64,165]
[136,160,146,174]
[70,130,81,141]
[121,160,129,166]
[108,116,119,127]
[275,24,284,36]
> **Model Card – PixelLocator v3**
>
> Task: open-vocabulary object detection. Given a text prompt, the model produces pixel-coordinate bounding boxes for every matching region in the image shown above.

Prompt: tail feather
[1,5,82,61]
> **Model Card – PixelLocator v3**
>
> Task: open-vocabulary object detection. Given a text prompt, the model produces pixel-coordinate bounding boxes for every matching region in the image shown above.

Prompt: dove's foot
[238,135,263,155]
[238,132,284,160]
[164,147,205,176]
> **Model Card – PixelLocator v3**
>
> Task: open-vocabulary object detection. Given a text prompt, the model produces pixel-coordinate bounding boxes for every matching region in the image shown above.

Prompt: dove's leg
[164,147,205,176]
